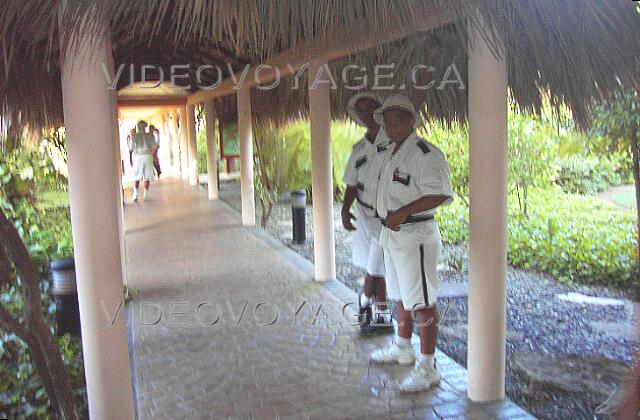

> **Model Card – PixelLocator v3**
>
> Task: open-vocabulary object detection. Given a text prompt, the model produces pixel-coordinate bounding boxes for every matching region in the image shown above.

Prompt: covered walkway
[124,179,532,419]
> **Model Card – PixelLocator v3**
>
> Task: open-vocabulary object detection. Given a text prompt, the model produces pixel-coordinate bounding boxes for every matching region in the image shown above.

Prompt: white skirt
[132,154,155,181]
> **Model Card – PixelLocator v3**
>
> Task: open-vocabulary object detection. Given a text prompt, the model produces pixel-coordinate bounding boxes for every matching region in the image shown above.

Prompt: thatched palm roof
[0,0,638,133]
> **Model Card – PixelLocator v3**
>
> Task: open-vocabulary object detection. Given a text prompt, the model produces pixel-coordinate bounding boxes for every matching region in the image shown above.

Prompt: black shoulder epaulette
[416,141,430,154]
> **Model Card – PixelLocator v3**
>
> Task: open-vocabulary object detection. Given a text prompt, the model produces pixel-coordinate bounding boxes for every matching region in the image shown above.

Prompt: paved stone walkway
[124,179,534,419]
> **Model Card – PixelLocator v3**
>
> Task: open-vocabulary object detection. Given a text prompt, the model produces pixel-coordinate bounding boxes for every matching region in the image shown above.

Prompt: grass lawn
[36,190,69,209]
[609,185,636,209]
[598,184,636,210]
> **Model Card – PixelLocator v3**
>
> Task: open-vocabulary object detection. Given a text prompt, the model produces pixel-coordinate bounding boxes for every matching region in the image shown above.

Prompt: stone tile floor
[124,179,534,419]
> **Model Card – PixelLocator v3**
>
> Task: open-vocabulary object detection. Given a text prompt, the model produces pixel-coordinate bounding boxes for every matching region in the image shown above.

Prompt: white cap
[373,93,423,129]
[346,92,382,126]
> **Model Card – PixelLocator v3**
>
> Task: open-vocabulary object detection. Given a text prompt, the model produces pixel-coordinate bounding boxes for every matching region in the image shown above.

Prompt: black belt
[381,214,434,226]
[356,196,374,211]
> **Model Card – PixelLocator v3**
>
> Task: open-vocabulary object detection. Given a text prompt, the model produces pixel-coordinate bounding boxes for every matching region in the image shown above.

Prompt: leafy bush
[420,121,469,204]
[436,187,638,287]
[507,188,637,286]
[507,110,558,215]
[253,124,305,226]
[1,146,85,418]
[330,122,365,201]
[435,197,468,245]
[251,120,364,211]
[420,105,637,287]
[555,154,630,195]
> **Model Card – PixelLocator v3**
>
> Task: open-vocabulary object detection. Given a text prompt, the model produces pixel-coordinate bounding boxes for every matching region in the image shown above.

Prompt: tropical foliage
[0,140,86,419]
[245,99,637,287]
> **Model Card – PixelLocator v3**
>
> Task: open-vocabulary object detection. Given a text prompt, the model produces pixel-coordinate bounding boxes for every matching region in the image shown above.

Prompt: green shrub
[555,154,629,194]
[196,128,208,175]
[1,146,85,418]
[436,187,637,287]
[253,124,306,226]
[420,121,469,204]
[506,188,637,286]
[435,197,468,245]
[330,122,365,201]
[251,120,364,205]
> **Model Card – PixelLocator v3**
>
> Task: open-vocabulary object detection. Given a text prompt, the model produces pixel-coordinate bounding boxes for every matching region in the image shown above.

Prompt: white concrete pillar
[204,100,220,200]
[178,107,189,180]
[60,30,135,420]
[111,99,127,290]
[155,113,170,172]
[237,87,256,226]
[466,16,508,402]
[308,61,336,281]
[161,112,174,168]
[169,110,181,175]
[186,105,199,186]
[164,112,177,172]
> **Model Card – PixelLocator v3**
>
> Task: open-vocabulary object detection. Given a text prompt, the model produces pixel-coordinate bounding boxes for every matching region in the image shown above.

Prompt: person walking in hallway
[128,120,158,202]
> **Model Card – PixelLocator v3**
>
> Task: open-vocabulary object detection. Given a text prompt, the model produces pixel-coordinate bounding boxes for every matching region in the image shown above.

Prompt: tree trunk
[0,211,79,419]
[261,202,273,228]
[631,125,640,278]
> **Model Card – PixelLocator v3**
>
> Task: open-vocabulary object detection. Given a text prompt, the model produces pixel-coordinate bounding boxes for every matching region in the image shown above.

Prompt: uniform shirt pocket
[392,168,411,186]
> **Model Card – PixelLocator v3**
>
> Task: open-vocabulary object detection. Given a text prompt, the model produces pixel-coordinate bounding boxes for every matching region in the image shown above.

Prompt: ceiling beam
[187,7,463,105]
[118,98,187,108]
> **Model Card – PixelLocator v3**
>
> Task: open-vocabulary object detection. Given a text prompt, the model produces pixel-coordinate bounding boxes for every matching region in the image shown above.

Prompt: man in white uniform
[370,94,454,393]
[341,92,393,334]
[128,120,158,202]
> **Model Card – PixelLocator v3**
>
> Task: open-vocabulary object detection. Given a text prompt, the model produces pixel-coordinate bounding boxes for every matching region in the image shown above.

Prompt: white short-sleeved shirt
[376,132,453,222]
[128,132,158,156]
[342,130,390,216]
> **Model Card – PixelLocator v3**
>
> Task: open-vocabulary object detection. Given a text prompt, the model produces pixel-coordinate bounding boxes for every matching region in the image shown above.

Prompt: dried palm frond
[0,0,637,133]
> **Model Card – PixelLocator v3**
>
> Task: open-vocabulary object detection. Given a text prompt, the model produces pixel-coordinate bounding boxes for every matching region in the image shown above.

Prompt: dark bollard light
[51,258,81,337]
[291,190,307,245]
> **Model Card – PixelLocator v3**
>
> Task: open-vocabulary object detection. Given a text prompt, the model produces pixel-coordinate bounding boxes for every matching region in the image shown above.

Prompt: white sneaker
[399,364,442,393]
[132,189,138,202]
[142,189,148,201]
[370,344,415,365]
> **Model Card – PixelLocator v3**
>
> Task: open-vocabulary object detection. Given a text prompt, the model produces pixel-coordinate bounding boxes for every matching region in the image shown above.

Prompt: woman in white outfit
[128,120,158,202]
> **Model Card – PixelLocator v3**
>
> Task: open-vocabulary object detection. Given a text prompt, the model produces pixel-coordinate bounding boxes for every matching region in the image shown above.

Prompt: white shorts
[351,205,385,277]
[132,154,155,181]
[382,222,441,310]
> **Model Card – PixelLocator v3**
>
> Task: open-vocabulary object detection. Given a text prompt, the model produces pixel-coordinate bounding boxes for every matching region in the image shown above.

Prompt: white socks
[375,312,392,323]
[396,336,412,348]
[132,187,148,202]
[418,353,435,369]
[395,336,435,368]
[360,294,373,307]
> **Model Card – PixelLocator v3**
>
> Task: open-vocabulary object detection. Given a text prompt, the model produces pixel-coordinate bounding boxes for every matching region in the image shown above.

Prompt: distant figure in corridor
[148,124,162,178]
[128,120,158,202]
[341,92,393,334]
